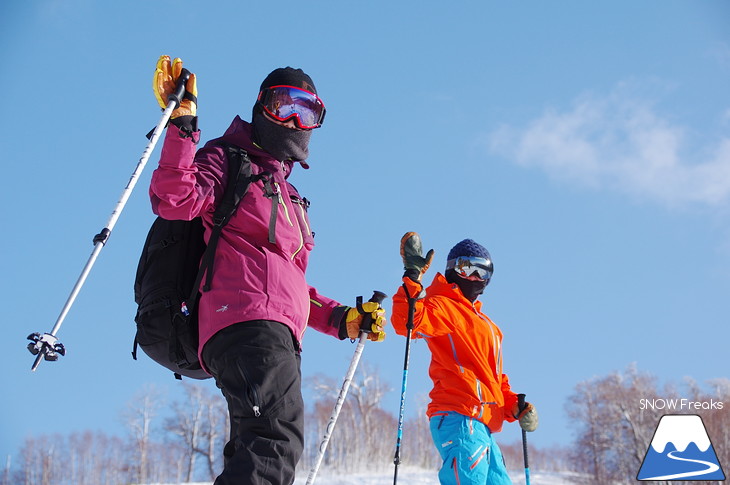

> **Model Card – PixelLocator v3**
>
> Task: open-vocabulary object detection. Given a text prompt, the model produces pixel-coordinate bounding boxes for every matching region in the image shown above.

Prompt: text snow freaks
[639,398,724,411]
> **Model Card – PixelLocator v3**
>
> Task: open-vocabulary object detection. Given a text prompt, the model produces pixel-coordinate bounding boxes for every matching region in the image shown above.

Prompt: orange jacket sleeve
[391,276,458,339]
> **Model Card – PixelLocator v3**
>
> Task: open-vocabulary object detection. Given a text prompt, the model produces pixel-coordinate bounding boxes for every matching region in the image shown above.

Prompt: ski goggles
[257,85,326,129]
[446,256,493,281]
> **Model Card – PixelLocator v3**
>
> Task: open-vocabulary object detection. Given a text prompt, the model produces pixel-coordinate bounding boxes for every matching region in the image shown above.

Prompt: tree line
[4,364,728,484]
[566,364,729,484]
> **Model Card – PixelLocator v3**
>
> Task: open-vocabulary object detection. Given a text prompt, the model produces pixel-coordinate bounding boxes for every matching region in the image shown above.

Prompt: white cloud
[487,87,730,208]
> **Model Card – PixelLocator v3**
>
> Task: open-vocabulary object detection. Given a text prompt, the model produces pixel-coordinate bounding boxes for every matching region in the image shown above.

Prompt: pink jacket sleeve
[307,286,345,339]
[149,126,221,220]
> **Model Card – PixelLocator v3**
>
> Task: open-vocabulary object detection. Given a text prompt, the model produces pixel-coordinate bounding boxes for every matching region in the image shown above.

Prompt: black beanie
[259,67,317,94]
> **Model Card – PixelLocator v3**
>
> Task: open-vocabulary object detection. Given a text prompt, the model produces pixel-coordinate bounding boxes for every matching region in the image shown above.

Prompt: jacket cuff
[331,306,351,340]
[403,269,421,282]
[170,116,199,141]
[401,276,424,300]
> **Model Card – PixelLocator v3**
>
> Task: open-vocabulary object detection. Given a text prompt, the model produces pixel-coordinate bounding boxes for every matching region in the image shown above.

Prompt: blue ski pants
[430,411,513,485]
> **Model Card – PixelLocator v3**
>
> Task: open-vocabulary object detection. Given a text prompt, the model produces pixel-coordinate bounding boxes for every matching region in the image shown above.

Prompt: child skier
[391,232,538,485]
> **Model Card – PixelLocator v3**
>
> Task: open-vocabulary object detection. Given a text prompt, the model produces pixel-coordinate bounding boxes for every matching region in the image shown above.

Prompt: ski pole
[518,393,531,485]
[393,292,415,484]
[27,69,191,372]
[306,290,387,485]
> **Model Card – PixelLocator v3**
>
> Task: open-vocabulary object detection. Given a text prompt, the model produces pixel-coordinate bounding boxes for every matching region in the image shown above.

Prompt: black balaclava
[444,239,493,302]
[251,67,316,163]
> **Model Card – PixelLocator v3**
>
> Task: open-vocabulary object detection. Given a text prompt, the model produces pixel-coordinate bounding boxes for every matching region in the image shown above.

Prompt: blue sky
[2,0,729,467]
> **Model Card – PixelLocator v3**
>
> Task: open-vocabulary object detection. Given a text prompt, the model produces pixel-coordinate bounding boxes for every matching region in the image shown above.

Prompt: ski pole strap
[401,283,417,331]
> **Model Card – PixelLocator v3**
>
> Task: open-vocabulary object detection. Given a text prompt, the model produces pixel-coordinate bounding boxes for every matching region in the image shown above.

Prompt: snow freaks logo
[637,414,726,481]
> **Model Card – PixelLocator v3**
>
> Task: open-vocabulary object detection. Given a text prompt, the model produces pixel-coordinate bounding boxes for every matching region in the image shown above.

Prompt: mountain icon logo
[637,414,725,481]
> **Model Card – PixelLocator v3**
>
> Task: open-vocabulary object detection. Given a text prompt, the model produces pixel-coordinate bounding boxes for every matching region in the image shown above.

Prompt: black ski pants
[202,320,304,485]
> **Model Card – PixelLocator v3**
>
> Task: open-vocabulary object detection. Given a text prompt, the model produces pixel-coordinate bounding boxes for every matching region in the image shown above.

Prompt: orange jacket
[391,273,518,433]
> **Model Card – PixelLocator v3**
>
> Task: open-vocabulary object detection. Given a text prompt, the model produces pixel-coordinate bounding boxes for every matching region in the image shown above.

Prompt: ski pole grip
[168,68,191,109]
[517,393,527,414]
[356,290,387,332]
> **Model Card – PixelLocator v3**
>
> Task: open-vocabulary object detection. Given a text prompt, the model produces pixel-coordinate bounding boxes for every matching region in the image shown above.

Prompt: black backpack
[132,142,260,379]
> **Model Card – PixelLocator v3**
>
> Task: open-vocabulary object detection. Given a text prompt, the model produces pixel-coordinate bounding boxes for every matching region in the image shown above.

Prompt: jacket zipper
[472,303,502,380]
[469,303,503,418]
[275,182,293,226]
[292,197,311,236]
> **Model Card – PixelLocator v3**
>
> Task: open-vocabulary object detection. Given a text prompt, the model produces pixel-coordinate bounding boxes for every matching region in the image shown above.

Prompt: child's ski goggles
[257,85,326,129]
[446,256,493,281]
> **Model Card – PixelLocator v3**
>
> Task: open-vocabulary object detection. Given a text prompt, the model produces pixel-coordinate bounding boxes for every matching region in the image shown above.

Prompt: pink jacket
[149,116,343,366]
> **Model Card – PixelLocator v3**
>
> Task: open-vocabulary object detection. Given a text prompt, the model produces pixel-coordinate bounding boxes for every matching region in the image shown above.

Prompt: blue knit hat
[447,239,491,261]
[445,239,494,295]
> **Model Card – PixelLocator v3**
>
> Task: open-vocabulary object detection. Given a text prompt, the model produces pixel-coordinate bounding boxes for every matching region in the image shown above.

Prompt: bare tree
[164,381,227,481]
[121,383,165,484]
[568,365,729,485]
[343,365,395,469]
[2,454,10,485]
[684,376,730,482]
[567,365,666,484]
[164,382,204,481]
[402,393,440,471]
[305,363,395,473]
[197,386,228,479]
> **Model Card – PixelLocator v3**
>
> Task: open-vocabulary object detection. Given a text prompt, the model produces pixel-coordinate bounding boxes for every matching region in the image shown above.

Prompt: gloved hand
[153,55,197,119]
[513,401,538,432]
[344,302,386,342]
[400,232,434,282]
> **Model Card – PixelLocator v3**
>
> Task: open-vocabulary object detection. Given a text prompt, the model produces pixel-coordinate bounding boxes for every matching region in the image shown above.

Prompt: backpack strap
[168,142,256,376]
[192,142,258,300]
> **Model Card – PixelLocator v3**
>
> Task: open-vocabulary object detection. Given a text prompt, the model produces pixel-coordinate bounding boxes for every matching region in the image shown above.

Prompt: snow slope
[294,467,577,484]
[147,467,579,484]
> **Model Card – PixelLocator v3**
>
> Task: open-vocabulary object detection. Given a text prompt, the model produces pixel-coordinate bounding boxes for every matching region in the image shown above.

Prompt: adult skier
[149,56,386,485]
[391,232,537,485]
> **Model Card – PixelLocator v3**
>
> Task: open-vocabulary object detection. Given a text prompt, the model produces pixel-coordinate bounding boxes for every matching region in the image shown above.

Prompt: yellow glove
[152,55,197,118]
[345,302,386,342]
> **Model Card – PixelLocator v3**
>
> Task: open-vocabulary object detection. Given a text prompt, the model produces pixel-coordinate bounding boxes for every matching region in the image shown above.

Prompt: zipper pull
[272,182,284,204]
[253,405,261,417]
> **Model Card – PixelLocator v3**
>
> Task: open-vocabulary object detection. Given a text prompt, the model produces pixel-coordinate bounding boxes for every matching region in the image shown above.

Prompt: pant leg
[429,412,513,485]
[203,321,304,485]
[486,438,512,485]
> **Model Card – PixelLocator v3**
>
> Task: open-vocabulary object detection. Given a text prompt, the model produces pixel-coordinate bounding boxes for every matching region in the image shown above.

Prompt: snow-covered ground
[148,467,580,484]
[294,467,578,484]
